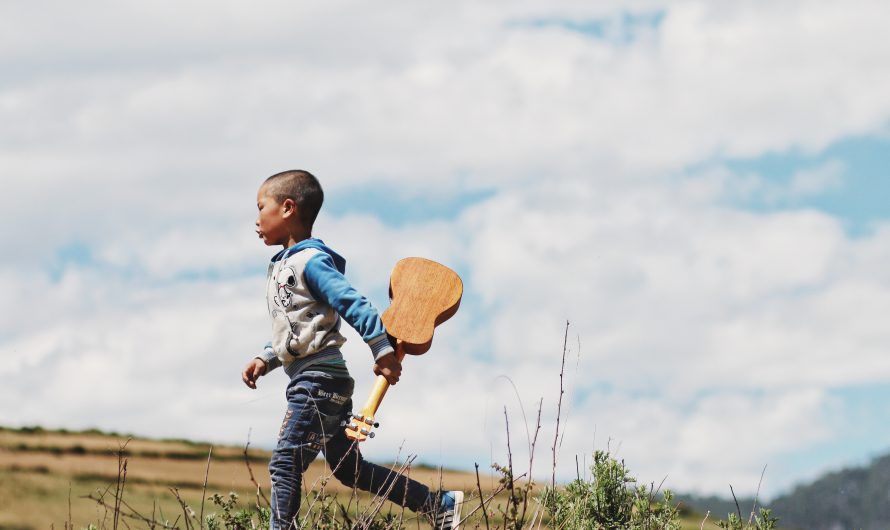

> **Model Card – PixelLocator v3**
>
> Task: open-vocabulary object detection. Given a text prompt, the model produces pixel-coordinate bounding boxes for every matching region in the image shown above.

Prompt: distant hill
[768,453,890,530]
[679,452,890,530]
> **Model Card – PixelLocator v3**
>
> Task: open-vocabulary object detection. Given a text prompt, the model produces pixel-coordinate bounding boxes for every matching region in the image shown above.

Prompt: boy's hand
[242,358,267,389]
[374,352,402,385]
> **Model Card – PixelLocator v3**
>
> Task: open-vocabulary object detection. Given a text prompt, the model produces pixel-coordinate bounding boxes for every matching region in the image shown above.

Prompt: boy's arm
[242,342,281,389]
[303,252,395,361]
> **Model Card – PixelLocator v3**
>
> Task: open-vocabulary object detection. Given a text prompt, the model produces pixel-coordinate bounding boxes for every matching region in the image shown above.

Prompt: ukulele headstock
[344,412,379,442]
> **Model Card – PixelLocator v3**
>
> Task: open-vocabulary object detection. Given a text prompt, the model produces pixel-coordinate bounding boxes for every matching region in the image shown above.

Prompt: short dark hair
[263,170,324,229]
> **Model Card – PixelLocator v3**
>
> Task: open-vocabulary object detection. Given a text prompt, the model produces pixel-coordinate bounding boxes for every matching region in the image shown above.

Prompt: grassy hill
[1,425,747,529]
[0,425,483,529]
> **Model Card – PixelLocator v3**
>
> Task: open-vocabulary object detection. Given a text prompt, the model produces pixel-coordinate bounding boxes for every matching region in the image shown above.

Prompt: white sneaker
[433,490,464,530]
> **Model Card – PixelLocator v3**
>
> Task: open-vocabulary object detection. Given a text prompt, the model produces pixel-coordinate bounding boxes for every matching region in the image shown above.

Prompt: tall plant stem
[551,320,570,489]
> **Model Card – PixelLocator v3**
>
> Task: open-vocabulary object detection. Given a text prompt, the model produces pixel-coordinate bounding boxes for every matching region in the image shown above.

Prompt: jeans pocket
[310,389,351,445]
[278,374,353,453]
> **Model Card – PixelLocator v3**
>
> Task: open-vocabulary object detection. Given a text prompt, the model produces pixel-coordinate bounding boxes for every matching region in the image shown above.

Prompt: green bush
[541,450,680,530]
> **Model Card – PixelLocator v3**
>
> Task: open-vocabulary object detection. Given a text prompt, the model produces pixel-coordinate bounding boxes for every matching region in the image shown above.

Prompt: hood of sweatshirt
[270,237,347,273]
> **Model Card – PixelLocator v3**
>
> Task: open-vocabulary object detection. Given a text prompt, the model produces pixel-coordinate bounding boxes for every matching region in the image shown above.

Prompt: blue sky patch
[326,184,495,227]
[48,241,261,285]
[829,383,890,454]
[512,10,666,43]
[767,383,890,498]
[772,383,890,494]
[702,134,890,236]
[50,242,96,282]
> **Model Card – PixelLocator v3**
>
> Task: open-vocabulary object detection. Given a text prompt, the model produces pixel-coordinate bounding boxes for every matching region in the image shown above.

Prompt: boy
[241,170,463,530]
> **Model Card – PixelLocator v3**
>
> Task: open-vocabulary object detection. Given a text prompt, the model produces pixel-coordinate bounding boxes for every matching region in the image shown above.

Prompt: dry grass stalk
[551,320,570,489]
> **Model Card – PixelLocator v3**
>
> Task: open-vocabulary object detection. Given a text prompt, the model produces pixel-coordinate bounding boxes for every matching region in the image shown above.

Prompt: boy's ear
[281,198,298,219]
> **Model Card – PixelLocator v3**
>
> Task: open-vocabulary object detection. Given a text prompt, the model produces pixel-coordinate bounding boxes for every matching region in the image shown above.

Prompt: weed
[204,492,269,530]
[715,509,779,530]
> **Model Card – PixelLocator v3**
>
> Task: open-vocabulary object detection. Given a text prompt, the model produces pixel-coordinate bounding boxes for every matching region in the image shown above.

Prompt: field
[0,426,473,529]
[0,426,731,529]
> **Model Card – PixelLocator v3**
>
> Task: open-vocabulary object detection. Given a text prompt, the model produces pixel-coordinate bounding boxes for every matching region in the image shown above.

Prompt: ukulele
[345,257,463,442]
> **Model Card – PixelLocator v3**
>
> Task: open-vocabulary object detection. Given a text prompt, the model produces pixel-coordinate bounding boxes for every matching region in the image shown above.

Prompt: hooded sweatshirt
[256,238,394,379]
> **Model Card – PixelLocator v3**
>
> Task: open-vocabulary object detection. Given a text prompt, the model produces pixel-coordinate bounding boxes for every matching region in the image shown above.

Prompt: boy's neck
[283,231,312,248]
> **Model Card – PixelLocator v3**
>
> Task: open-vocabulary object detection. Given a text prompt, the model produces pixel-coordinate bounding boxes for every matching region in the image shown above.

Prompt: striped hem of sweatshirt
[284,346,350,379]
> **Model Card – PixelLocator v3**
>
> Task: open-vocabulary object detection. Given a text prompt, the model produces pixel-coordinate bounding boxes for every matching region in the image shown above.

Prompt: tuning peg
[352,413,365,422]
[368,432,375,438]
[373,422,380,428]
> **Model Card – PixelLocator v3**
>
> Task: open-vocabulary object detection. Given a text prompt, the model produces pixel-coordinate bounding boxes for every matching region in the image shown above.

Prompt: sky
[2,0,890,500]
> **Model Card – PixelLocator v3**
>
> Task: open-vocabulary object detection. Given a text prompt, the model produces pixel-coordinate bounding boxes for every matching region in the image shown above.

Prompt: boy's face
[255,185,294,246]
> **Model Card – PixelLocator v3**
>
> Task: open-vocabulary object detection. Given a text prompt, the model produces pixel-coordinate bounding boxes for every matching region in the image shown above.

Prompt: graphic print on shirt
[275,266,299,308]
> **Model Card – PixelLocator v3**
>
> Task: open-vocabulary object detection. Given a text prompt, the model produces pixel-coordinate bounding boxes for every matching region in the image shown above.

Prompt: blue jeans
[269,370,432,529]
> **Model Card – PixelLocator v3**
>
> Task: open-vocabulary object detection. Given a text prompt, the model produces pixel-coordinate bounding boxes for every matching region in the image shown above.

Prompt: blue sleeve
[303,252,395,360]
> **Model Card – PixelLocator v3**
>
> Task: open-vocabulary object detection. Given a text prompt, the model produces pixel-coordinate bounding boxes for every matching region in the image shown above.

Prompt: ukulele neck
[359,340,405,420]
